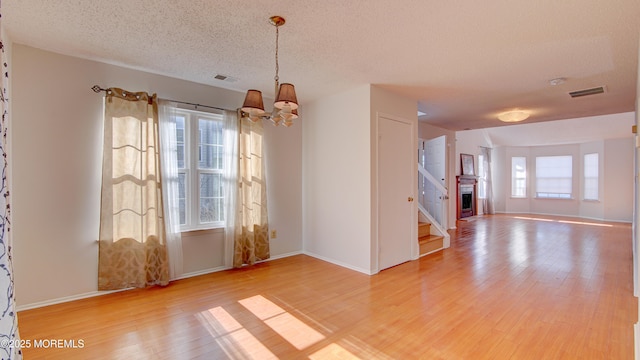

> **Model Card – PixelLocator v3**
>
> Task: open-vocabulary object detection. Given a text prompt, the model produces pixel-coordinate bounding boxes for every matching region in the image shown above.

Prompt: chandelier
[241,16,299,127]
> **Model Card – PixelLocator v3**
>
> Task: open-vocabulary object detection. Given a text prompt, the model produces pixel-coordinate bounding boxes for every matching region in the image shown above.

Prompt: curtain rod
[91,85,234,112]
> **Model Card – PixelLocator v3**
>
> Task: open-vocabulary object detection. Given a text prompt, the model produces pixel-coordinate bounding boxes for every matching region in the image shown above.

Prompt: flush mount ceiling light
[497,110,530,123]
[549,77,566,86]
[241,16,299,127]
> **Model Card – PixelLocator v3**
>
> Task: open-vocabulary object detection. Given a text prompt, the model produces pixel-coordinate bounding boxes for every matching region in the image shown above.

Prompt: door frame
[372,112,418,274]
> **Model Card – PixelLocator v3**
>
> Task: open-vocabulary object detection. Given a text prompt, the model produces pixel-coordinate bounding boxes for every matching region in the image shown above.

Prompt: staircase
[417,137,450,254]
[418,221,444,256]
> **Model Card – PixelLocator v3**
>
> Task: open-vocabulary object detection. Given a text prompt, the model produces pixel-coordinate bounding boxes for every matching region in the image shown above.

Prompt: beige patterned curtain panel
[480,147,495,215]
[232,116,270,267]
[98,88,169,290]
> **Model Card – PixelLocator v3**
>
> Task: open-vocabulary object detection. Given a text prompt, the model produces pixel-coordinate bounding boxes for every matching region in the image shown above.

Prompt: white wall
[636,35,640,266]
[13,45,103,307]
[302,85,372,273]
[301,85,418,274]
[11,44,302,307]
[455,130,493,216]
[503,146,532,214]
[264,116,303,258]
[371,86,417,123]
[632,37,639,359]
[579,141,605,220]
[370,86,419,269]
[492,146,507,213]
[456,126,633,222]
[604,137,634,222]
[481,113,633,147]
[494,140,632,221]
[455,130,493,174]
[445,115,634,222]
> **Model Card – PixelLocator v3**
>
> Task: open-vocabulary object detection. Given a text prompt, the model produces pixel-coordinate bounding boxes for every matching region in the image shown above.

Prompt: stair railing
[417,161,450,248]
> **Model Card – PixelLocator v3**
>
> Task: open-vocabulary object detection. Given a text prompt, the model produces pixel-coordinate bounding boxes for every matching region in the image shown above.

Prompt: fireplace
[457,176,477,219]
[461,189,473,210]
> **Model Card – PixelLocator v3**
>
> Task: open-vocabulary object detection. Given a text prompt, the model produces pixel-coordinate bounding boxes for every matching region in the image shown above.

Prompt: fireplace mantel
[456,175,478,219]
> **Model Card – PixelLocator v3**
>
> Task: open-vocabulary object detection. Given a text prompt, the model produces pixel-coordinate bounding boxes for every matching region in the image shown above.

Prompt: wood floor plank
[17,214,637,359]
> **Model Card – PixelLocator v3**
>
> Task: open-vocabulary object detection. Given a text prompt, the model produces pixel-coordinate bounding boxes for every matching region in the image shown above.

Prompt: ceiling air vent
[569,86,605,98]
[213,74,238,82]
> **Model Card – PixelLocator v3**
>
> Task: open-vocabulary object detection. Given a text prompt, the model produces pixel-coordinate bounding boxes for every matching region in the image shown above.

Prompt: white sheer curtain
[480,147,495,214]
[223,110,239,269]
[159,101,183,279]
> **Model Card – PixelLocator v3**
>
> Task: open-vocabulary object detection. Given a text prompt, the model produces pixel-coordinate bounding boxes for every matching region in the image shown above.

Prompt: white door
[425,135,447,229]
[378,115,414,271]
[425,135,446,187]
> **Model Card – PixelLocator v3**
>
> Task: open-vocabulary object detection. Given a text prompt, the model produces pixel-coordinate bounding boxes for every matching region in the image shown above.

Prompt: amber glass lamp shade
[242,90,266,114]
[274,83,299,110]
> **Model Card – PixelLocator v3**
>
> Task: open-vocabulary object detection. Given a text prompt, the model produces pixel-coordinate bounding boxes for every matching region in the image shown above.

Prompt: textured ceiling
[4,1,640,130]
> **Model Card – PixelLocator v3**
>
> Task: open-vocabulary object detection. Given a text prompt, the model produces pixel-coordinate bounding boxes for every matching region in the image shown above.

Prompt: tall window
[584,153,599,201]
[511,157,527,198]
[535,155,572,199]
[478,154,486,199]
[175,109,224,230]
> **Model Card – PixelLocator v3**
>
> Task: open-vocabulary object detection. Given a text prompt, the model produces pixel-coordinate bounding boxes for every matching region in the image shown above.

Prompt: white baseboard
[265,251,304,261]
[17,252,305,312]
[302,251,373,275]
[16,265,231,311]
[173,266,229,281]
[17,288,131,312]
[177,252,304,278]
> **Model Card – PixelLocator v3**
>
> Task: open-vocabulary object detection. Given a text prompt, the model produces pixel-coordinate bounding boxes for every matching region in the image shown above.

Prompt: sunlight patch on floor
[238,294,286,320]
[240,295,325,350]
[309,343,361,359]
[265,312,325,350]
[513,216,554,222]
[197,306,277,359]
[557,220,612,227]
[204,306,243,334]
[514,216,612,227]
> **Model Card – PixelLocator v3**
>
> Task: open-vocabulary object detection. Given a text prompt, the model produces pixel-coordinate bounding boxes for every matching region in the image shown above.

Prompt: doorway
[422,135,447,229]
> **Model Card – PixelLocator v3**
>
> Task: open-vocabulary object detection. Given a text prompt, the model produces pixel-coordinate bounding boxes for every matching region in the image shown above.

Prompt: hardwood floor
[18,214,637,359]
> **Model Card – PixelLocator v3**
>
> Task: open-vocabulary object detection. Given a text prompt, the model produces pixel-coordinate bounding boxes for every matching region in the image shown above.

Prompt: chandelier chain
[274,26,280,88]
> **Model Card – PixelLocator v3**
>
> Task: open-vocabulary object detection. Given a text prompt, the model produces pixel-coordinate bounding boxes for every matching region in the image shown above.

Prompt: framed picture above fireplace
[460,153,475,176]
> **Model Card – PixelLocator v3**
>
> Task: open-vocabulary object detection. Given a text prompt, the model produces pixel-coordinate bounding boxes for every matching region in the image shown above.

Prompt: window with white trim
[535,155,572,199]
[511,156,527,198]
[583,153,599,201]
[175,109,224,230]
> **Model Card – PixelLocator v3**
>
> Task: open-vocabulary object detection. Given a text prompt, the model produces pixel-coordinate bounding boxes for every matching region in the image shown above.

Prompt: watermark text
[0,338,85,349]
